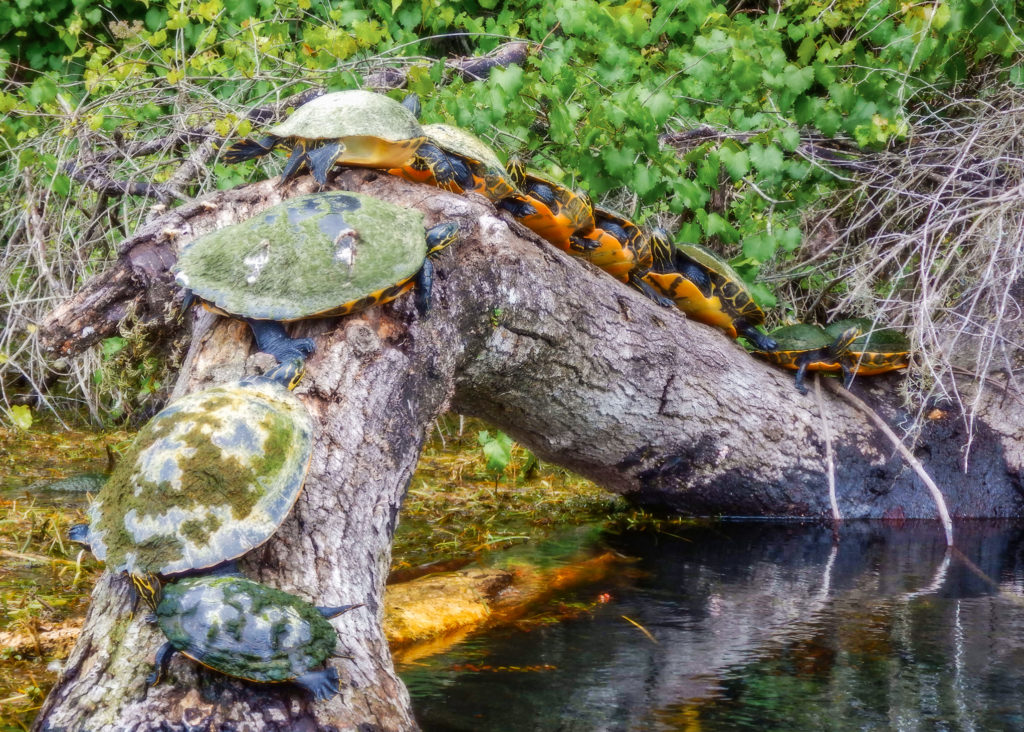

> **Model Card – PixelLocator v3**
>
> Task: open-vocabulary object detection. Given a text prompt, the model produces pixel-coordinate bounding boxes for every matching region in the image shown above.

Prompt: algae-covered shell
[156,576,338,684]
[267,90,423,143]
[85,379,312,577]
[173,192,429,321]
[765,323,835,351]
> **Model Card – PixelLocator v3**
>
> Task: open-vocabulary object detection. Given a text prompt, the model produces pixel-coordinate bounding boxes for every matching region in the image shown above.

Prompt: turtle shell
[174,192,429,321]
[766,324,835,351]
[156,576,337,683]
[84,379,312,578]
[826,318,910,374]
[675,243,766,326]
[507,166,595,250]
[755,324,843,371]
[268,90,423,144]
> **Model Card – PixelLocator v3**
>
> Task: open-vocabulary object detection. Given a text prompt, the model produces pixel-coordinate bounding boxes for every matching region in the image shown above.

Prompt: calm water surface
[402,521,1024,731]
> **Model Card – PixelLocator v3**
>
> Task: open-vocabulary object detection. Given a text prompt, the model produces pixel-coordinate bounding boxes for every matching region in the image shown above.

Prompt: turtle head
[828,326,860,358]
[68,522,91,548]
[425,221,460,255]
[647,227,674,270]
[264,358,306,390]
[506,157,527,188]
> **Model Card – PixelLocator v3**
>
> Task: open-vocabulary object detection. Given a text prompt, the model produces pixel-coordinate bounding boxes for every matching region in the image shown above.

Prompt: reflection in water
[404,521,1024,731]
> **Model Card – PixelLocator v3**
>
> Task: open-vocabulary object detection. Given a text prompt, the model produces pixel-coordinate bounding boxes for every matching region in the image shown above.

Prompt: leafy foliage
[1,0,1021,423]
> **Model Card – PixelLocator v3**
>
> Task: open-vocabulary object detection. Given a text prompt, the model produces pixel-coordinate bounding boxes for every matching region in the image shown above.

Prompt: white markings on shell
[244,240,272,285]
[333,227,359,272]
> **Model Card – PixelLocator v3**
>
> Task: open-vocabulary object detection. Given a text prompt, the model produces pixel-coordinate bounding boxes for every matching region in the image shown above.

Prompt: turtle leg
[630,272,676,308]
[841,361,854,389]
[280,139,313,182]
[223,135,278,164]
[414,258,435,316]
[528,181,557,207]
[416,144,461,191]
[294,667,340,701]
[793,359,810,395]
[677,260,714,297]
[738,322,777,351]
[306,142,346,185]
[448,157,477,193]
[496,196,538,218]
[244,318,316,364]
[317,603,362,618]
[146,642,177,687]
[401,92,421,118]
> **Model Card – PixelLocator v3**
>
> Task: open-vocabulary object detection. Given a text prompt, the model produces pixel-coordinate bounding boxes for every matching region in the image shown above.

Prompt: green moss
[180,514,222,545]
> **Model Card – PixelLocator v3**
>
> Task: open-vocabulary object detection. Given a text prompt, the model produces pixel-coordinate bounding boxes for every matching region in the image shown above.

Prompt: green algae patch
[85,380,312,577]
[173,192,428,322]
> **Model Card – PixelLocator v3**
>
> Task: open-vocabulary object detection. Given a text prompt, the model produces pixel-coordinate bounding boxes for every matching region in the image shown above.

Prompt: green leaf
[490,64,524,95]
[10,405,32,430]
[101,336,126,359]
[719,147,749,181]
[478,430,514,475]
[742,232,777,262]
[748,143,784,175]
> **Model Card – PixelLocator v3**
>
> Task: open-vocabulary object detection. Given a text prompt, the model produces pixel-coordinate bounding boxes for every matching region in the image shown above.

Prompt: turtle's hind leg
[245,318,316,364]
[317,603,363,618]
[223,136,277,164]
[295,667,341,701]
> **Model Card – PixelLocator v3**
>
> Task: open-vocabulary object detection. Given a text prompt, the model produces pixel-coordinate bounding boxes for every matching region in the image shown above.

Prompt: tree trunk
[34,170,1024,730]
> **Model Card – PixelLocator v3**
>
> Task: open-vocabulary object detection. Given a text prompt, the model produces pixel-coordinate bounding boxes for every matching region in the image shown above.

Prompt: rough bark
[34,170,1024,731]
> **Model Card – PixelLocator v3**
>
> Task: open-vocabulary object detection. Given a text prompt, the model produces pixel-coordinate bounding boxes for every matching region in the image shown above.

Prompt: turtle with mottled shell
[68,361,312,607]
[825,318,911,377]
[390,123,518,201]
[174,191,460,364]
[646,241,776,351]
[752,324,859,394]
[223,90,426,184]
[149,575,357,699]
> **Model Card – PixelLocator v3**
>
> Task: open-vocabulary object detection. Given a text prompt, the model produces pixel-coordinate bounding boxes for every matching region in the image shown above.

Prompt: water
[402,521,1024,731]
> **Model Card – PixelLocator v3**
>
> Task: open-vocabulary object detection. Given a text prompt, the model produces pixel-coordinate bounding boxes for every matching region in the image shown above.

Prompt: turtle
[826,318,911,377]
[173,191,460,365]
[148,574,358,700]
[644,240,777,351]
[389,123,518,201]
[67,359,312,609]
[496,159,597,252]
[752,324,859,394]
[567,211,674,306]
[223,90,427,184]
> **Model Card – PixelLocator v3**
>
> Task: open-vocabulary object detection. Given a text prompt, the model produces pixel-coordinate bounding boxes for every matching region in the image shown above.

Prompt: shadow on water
[403,520,1024,731]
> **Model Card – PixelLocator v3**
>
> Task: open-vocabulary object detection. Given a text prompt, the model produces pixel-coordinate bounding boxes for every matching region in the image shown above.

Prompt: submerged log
[34,170,1024,730]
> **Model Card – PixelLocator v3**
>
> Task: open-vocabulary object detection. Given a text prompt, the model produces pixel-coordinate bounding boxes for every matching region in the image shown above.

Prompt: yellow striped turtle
[173,192,459,364]
[68,361,312,608]
[825,318,911,377]
[752,324,858,393]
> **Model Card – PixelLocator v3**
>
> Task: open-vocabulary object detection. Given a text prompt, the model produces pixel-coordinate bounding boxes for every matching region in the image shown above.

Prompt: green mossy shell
[422,124,505,171]
[766,324,835,351]
[676,242,764,324]
[174,192,428,320]
[267,90,422,142]
[826,318,910,353]
[156,576,338,682]
[86,380,312,577]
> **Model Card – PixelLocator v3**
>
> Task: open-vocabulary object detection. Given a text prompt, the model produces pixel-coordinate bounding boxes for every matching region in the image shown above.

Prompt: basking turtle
[68,359,312,608]
[645,241,776,351]
[752,324,859,394]
[569,211,673,306]
[223,90,427,184]
[390,123,518,201]
[825,318,911,377]
[497,159,596,252]
[174,191,460,364]
[149,574,357,700]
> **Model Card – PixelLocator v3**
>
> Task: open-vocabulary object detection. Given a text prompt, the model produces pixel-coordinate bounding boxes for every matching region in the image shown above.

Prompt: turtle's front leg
[244,318,316,364]
[146,642,177,688]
